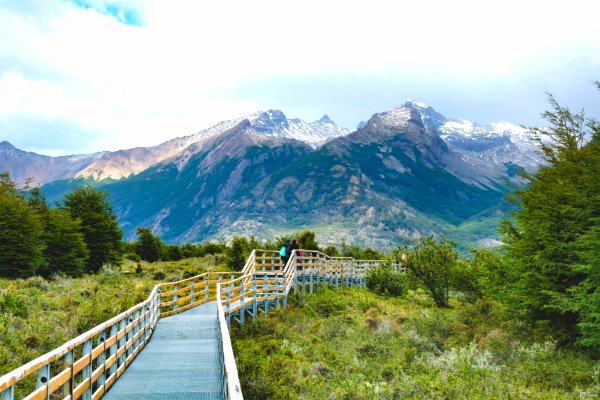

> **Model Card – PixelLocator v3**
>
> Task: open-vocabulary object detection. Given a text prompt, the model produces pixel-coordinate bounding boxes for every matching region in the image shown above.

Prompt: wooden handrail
[0,250,398,400]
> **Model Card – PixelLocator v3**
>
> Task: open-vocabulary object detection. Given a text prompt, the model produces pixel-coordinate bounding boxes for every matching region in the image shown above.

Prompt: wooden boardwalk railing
[0,249,399,400]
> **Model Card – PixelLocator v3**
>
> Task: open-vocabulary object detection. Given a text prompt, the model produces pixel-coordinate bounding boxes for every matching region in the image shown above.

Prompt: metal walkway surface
[102,301,221,400]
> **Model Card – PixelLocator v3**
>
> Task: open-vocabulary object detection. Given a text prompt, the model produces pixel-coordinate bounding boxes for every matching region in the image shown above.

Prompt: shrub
[365,261,407,297]
[23,333,42,349]
[0,291,29,318]
[152,271,166,281]
[125,253,141,262]
[135,264,143,274]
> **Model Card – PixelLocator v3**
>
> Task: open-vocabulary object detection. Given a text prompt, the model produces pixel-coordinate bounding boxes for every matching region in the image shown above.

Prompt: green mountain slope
[41,107,511,250]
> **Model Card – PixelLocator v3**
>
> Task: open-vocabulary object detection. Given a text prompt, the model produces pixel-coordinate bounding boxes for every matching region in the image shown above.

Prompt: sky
[1,0,599,156]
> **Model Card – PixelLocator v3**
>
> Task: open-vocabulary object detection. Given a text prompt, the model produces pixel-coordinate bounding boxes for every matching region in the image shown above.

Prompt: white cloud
[0,0,599,155]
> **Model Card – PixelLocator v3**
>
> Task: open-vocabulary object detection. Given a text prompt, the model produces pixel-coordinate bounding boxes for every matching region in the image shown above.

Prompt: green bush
[0,291,29,318]
[125,253,141,262]
[397,236,458,307]
[365,261,407,297]
[152,271,166,280]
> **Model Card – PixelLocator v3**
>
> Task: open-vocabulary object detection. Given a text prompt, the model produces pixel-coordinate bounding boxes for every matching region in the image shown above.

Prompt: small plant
[152,271,166,281]
[135,263,143,274]
[23,333,42,349]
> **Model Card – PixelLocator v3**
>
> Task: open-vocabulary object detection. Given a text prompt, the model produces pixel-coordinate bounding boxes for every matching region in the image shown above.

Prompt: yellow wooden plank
[22,385,46,400]
[105,355,116,370]
[105,335,117,348]
[105,372,116,389]
[91,365,104,385]
[72,355,89,375]
[48,367,71,393]
[72,378,90,400]
[116,363,125,379]
[92,385,104,400]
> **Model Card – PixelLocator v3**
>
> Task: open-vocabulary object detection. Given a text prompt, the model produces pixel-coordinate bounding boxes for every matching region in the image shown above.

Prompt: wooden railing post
[264,277,269,317]
[240,280,246,325]
[109,323,117,378]
[252,276,258,323]
[118,317,127,368]
[293,254,298,294]
[226,283,231,328]
[301,253,306,295]
[63,349,74,397]
[0,385,14,400]
[190,279,195,308]
[309,252,314,293]
[97,330,107,394]
[173,284,178,313]
[82,338,92,400]
[316,252,321,289]
[36,363,49,400]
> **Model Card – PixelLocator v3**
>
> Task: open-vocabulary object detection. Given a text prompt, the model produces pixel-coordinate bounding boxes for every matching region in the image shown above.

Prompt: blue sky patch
[65,0,146,26]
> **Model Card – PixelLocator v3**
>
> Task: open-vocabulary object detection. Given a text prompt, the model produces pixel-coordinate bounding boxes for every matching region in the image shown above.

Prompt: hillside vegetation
[0,256,227,397]
[231,287,599,399]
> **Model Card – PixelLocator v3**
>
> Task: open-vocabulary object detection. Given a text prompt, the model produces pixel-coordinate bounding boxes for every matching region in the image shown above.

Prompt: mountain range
[0,102,544,251]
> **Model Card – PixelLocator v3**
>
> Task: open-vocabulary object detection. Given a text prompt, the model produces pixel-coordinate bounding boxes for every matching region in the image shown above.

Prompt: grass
[230,286,600,399]
[3,259,600,399]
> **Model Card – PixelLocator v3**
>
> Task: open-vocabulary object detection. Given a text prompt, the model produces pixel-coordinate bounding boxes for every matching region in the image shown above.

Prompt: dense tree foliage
[226,236,248,271]
[365,261,407,297]
[38,209,89,278]
[396,236,458,307]
[61,186,123,273]
[135,227,162,262]
[500,84,600,344]
[0,173,43,278]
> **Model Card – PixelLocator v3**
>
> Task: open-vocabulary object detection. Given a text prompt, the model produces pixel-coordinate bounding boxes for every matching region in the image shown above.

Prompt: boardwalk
[0,250,397,400]
[103,302,221,400]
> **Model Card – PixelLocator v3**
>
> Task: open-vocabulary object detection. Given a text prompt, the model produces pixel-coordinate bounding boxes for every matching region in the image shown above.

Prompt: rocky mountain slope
[40,104,514,250]
[1,111,349,185]
[9,100,545,250]
[0,141,107,185]
[404,100,544,173]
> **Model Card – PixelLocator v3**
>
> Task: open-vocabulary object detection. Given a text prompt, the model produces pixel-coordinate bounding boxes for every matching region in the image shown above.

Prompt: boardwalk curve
[0,250,399,400]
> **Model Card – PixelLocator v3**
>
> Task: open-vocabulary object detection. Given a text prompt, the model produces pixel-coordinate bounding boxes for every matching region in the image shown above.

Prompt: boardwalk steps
[0,250,399,400]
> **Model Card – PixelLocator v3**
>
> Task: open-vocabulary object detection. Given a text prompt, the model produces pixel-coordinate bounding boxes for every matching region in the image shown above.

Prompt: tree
[323,245,340,257]
[61,185,123,273]
[165,245,183,261]
[135,227,162,263]
[0,172,44,278]
[396,236,458,308]
[227,236,248,272]
[297,230,320,251]
[38,209,89,278]
[499,84,600,339]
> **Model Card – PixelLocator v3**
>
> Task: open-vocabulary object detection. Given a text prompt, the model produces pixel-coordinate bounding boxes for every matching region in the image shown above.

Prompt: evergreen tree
[500,84,600,339]
[165,245,183,261]
[0,173,44,278]
[61,185,123,273]
[297,230,320,251]
[323,245,340,257]
[38,209,89,278]
[135,227,162,262]
[227,236,248,272]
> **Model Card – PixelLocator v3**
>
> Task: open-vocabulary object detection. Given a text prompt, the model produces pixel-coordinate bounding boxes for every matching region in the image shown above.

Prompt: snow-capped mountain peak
[404,100,543,173]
